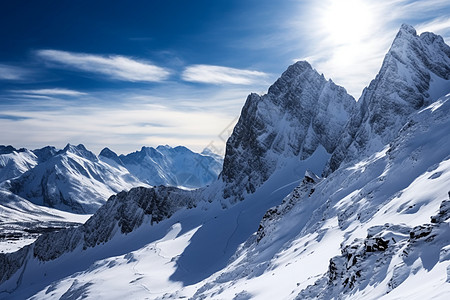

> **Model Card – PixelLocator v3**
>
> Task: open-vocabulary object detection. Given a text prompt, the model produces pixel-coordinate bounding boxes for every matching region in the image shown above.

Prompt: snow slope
[0,24,449,300]
[192,93,450,300]
[0,144,330,300]
[0,146,38,183]
[0,189,90,254]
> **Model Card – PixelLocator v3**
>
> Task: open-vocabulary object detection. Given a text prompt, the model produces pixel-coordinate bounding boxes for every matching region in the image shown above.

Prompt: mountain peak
[326,24,450,173]
[399,23,416,35]
[62,143,97,161]
[292,60,312,70]
[32,146,58,163]
[222,60,355,201]
[267,60,322,97]
[0,145,18,154]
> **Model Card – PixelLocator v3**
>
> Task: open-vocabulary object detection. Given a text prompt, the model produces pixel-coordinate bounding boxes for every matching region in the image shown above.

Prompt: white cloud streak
[0,64,31,81]
[13,88,87,96]
[37,50,171,82]
[416,17,450,41]
[182,64,268,85]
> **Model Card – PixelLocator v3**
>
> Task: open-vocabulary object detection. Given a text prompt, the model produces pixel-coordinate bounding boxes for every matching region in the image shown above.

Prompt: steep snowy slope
[4,144,145,214]
[100,145,222,189]
[0,24,448,300]
[7,93,448,299]
[0,146,38,183]
[0,146,59,183]
[222,61,355,202]
[327,24,450,173]
[191,93,450,300]
[0,145,330,300]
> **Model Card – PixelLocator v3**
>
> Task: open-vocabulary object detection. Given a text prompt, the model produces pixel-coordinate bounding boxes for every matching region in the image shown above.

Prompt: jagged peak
[99,147,118,158]
[267,60,325,97]
[61,143,97,161]
[0,145,18,154]
[278,60,315,79]
[32,146,58,163]
[156,144,172,150]
[63,143,85,151]
[399,23,417,36]
[291,60,312,70]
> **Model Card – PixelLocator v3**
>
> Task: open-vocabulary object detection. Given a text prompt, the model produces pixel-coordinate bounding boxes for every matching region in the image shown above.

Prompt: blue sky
[1,0,449,155]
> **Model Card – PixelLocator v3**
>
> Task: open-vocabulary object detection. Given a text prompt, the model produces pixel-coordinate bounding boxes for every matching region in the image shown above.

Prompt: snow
[1,24,450,300]
[0,143,220,214]
[0,144,331,300]
[0,149,37,182]
[0,189,90,253]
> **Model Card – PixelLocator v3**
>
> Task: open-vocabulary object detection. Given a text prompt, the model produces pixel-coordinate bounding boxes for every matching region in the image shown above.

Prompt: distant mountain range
[0,144,222,214]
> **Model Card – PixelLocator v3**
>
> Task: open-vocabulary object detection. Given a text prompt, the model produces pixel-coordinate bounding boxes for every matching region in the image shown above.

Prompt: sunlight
[320,0,375,45]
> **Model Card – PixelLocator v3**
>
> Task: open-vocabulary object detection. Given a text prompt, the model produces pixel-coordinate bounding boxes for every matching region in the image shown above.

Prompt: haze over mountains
[0,24,449,299]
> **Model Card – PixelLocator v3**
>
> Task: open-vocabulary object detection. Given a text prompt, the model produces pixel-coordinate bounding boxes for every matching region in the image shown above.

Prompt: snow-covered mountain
[193,93,450,300]
[221,61,355,201]
[100,145,223,190]
[3,144,145,214]
[0,146,59,183]
[0,146,38,183]
[0,144,222,214]
[0,24,449,300]
[326,23,450,173]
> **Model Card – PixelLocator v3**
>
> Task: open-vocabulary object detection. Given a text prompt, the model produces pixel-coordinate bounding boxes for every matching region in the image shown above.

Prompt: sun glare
[320,0,375,45]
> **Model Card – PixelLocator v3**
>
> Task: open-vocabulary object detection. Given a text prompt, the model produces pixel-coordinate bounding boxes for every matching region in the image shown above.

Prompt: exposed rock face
[296,212,450,300]
[221,61,355,201]
[256,170,321,243]
[327,24,450,173]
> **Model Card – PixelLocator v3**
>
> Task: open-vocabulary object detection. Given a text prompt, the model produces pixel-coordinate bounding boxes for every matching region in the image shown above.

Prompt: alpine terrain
[0,24,449,300]
[0,144,221,254]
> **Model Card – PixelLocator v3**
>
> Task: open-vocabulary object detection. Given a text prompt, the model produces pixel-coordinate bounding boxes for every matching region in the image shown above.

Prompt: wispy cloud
[0,64,31,81]
[36,50,171,82]
[0,84,257,155]
[182,65,268,85]
[13,88,87,96]
[416,16,450,40]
